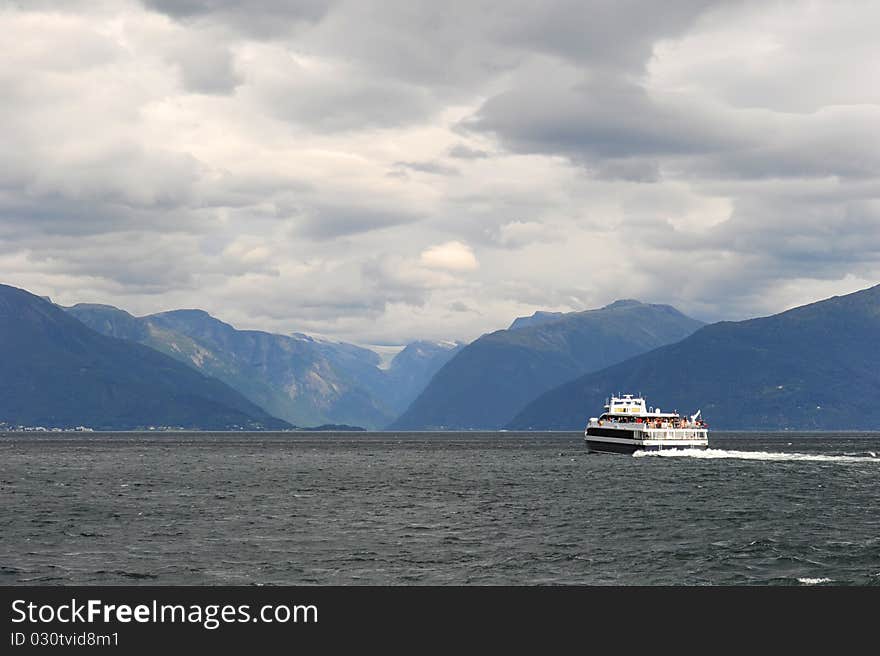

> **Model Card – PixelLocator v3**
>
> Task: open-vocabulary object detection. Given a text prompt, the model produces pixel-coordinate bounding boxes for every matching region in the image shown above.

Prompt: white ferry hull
[585,429,708,454]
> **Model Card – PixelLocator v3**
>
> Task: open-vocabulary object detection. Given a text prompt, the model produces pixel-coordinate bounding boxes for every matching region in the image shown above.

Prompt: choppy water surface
[2,432,879,585]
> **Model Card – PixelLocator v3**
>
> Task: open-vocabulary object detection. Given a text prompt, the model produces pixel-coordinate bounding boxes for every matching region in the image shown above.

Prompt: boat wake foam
[798,577,833,585]
[633,448,880,463]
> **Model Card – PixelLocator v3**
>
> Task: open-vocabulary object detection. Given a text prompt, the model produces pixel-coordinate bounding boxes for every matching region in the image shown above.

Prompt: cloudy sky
[2,0,879,345]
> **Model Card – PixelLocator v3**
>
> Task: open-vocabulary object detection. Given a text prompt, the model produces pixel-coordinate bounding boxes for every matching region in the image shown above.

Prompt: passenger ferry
[584,394,708,454]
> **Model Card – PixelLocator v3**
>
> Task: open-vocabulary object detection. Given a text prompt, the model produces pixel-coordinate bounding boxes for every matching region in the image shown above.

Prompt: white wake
[798,577,833,585]
[633,448,880,463]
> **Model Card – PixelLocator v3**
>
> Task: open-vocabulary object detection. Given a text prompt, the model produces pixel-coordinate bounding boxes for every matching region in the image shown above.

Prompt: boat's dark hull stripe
[586,427,640,439]
[585,440,708,454]
[585,440,642,454]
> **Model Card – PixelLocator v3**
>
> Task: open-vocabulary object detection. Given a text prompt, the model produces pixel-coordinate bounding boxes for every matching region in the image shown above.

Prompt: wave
[633,448,880,463]
[798,577,832,585]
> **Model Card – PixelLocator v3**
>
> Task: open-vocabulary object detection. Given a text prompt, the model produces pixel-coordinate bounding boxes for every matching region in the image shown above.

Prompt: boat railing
[592,418,707,431]
[643,428,707,439]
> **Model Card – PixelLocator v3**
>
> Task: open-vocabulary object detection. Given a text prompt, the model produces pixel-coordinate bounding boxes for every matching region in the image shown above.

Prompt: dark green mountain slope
[0,285,290,430]
[390,300,704,429]
[67,304,392,428]
[508,284,880,430]
[379,340,464,412]
[66,305,462,429]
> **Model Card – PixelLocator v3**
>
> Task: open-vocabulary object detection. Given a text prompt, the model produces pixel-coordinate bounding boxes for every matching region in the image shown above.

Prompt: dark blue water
[2,432,879,585]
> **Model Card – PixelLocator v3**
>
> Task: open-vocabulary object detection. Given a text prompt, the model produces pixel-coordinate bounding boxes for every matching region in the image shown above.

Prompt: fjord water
[2,432,879,585]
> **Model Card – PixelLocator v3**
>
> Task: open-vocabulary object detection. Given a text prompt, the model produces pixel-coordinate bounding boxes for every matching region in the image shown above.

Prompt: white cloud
[419,241,479,271]
[496,220,563,249]
[0,0,878,345]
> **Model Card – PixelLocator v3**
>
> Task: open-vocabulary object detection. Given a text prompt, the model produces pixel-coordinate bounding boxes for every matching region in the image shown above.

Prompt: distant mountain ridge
[508,284,880,430]
[0,285,290,430]
[508,310,566,331]
[390,300,704,430]
[66,303,462,429]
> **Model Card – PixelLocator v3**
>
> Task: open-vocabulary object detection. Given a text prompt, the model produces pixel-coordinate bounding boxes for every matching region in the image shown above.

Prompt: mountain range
[508,284,880,430]
[0,284,289,430]
[65,303,462,429]
[6,278,880,432]
[390,300,704,429]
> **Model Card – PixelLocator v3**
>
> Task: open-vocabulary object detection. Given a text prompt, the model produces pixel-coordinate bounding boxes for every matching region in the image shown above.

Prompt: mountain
[0,285,290,430]
[389,300,704,430]
[379,340,465,413]
[66,304,462,429]
[508,284,880,430]
[508,311,566,331]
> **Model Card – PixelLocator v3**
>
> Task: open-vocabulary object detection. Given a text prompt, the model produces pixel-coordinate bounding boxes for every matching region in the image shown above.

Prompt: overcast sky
[2,0,879,344]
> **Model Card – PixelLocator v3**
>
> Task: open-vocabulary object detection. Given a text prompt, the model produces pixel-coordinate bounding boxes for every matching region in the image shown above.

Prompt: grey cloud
[0,140,211,253]
[495,280,593,311]
[649,2,880,115]
[0,182,213,246]
[435,187,583,251]
[694,108,880,181]
[15,225,283,297]
[465,74,735,162]
[24,233,202,292]
[608,184,880,322]
[492,220,565,250]
[297,204,422,240]
[358,251,467,313]
[141,0,334,37]
[35,145,204,210]
[143,1,721,132]
[487,0,716,72]
[705,195,880,266]
[249,60,436,131]
[591,158,660,183]
[467,72,880,185]
[448,301,479,313]
[393,161,460,176]
[448,144,490,159]
[165,35,242,94]
[360,258,429,309]
[3,1,880,344]
[298,2,519,91]
[200,172,312,209]
[263,293,387,322]
[297,1,716,94]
